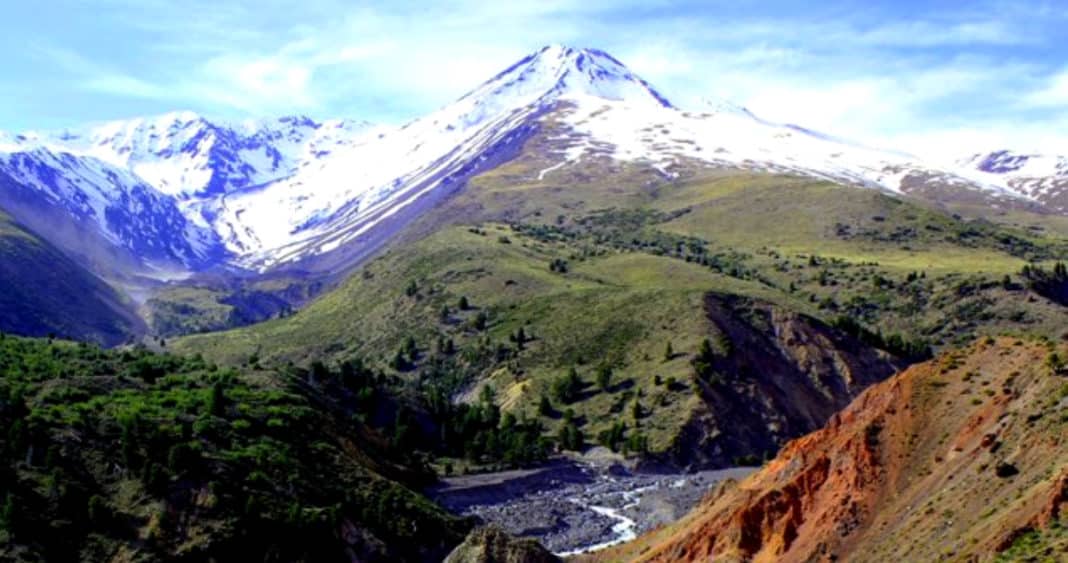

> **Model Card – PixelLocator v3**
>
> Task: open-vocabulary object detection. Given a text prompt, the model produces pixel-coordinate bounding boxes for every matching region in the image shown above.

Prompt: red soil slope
[587,337,1068,562]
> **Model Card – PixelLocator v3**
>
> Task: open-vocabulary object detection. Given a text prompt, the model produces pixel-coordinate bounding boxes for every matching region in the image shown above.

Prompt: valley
[1,42,1067,562]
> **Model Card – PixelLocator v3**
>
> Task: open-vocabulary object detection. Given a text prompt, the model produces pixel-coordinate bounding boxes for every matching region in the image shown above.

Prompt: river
[428,460,755,556]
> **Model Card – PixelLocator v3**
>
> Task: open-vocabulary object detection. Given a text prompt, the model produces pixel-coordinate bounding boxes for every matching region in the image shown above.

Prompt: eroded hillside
[590,337,1068,562]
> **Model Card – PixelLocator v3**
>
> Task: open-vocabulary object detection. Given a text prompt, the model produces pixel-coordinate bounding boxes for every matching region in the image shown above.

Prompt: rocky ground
[428,457,754,555]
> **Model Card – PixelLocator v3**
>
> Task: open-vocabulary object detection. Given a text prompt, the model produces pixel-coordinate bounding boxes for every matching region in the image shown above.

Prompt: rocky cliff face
[591,337,1068,562]
[653,293,905,470]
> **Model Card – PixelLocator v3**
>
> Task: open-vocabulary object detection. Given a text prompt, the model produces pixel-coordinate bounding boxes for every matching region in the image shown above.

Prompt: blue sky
[3,0,1067,156]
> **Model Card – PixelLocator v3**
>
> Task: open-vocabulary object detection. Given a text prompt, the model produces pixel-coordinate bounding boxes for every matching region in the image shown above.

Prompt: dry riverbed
[427,458,755,555]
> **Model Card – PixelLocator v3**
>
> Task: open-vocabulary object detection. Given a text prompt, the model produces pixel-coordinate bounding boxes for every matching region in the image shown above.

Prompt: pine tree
[538,395,553,417]
[206,381,225,417]
[698,338,714,360]
[87,494,109,523]
[693,338,716,380]
[0,493,14,531]
[286,502,303,527]
[664,341,674,362]
[391,349,407,371]
[480,384,496,406]
[626,432,648,455]
[596,364,613,392]
[558,421,584,451]
[473,311,488,331]
[551,368,582,404]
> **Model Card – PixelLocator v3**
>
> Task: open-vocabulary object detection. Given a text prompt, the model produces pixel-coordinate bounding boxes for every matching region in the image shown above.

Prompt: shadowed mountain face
[0,210,141,345]
[655,293,906,470]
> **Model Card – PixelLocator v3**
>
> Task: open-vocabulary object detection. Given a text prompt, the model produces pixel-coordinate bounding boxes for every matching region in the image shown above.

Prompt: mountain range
[1,45,1064,288]
[3,44,1068,562]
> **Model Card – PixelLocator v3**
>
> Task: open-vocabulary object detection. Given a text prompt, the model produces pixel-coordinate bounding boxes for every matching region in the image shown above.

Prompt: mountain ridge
[1,45,1065,280]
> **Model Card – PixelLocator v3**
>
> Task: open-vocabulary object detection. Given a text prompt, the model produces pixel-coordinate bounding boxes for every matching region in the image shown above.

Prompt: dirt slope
[586,337,1068,562]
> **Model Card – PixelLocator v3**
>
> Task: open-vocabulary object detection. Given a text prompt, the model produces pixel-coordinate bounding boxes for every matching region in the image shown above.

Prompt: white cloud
[83,74,169,99]
[19,0,1068,156]
[198,54,317,112]
[1025,69,1068,108]
[849,20,1028,47]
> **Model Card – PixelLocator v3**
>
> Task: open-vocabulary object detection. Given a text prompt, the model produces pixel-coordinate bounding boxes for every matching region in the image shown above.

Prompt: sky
[2,0,1067,158]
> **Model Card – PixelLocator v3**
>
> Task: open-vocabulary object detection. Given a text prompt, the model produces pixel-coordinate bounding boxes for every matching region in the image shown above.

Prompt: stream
[428,460,755,556]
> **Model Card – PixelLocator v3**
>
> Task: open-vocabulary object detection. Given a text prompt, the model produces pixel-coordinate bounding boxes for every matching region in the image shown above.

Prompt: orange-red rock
[583,338,1068,562]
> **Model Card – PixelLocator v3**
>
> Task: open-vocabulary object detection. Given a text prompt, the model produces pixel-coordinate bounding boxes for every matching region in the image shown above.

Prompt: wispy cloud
[1025,69,1068,108]
[4,0,1067,154]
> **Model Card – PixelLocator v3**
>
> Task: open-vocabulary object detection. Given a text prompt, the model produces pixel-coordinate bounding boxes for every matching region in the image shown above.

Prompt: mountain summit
[460,44,674,110]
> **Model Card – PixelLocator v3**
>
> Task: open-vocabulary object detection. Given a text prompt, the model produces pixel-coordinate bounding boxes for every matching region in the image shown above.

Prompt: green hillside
[144,274,323,337]
[173,161,1068,469]
[0,211,141,346]
[0,335,469,561]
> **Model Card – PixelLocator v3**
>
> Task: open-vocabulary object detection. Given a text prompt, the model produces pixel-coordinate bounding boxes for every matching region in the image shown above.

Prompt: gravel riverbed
[428,459,755,555]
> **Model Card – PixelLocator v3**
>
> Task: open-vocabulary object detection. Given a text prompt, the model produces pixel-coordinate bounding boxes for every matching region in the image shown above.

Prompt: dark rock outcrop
[654,293,905,470]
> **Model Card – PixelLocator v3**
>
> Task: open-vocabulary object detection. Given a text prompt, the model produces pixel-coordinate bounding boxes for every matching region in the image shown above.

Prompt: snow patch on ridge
[552,93,1035,200]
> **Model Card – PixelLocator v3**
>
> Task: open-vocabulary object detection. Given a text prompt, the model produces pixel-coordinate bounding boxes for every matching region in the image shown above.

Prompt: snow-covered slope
[539,95,1053,208]
[209,44,676,267]
[0,147,224,273]
[0,44,1064,277]
[8,113,375,199]
[956,151,1068,211]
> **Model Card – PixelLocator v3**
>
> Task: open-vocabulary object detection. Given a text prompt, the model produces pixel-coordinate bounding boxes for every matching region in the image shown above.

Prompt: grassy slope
[176,224,720,451]
[143,274,324,337]
[175,122,1068,463]
[0,211,141,346]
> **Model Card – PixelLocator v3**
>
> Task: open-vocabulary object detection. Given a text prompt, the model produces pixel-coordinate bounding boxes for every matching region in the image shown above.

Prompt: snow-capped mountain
[0,147,225,273]
[0,113,379,273]
[0,44,1064,278]
[206,44,678,267]
[537,91,1052,208]
[5,113,375,199]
